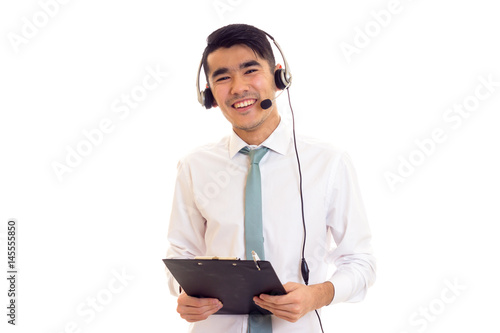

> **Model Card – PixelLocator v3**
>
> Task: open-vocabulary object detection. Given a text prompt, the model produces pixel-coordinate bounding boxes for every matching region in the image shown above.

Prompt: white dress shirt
[166,119,376,332]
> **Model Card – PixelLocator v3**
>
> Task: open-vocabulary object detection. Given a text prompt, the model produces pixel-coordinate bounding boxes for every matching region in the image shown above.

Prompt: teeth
[234,100,255,109]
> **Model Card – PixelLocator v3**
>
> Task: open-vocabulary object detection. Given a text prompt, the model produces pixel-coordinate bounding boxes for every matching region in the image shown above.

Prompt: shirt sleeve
[165,158,207,297]
[325,152,376,304]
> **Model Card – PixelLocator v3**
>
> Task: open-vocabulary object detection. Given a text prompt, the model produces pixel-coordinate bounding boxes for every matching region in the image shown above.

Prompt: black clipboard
[163,258,286,315]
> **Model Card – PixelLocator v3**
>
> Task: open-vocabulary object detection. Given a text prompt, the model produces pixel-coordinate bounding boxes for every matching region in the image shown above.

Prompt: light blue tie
[240,146,272,333]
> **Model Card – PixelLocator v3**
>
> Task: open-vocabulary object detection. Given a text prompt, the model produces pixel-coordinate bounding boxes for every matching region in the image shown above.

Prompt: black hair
[201,24,276,83]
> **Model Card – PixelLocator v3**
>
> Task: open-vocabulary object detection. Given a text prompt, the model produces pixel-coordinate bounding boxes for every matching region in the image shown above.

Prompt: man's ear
[204,83,218,109]
[204,79,218,108]
[274,63,284,91]
[209,85,218,108]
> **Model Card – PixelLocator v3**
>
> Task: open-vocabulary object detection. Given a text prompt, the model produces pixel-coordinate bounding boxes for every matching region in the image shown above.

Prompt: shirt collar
[228,118,292,159]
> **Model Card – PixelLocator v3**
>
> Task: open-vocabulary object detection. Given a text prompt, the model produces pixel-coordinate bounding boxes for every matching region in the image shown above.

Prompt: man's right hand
[177,291,223,322]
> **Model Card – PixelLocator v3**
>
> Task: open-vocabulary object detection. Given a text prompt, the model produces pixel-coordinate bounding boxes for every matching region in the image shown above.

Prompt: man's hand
[253,281,334,323]
[177,291,223,322]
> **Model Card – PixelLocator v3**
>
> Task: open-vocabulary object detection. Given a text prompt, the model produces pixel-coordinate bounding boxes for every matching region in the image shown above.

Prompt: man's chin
[233,121,263,132]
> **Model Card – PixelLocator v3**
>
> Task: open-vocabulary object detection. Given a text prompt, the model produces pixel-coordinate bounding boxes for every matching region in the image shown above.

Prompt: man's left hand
[253,281,334,323]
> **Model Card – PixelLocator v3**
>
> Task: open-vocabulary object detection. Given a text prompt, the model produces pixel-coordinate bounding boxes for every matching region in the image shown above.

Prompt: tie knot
[240,146,269,164]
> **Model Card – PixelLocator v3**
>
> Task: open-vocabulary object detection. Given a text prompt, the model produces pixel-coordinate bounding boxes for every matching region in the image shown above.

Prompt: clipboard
[163,258,286,315]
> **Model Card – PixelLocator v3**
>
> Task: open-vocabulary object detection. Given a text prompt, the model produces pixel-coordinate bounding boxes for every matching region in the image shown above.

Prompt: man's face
[207,44,279,136]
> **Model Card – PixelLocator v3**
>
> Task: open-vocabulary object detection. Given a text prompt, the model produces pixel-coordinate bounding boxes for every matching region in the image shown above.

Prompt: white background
[1,0,499,332]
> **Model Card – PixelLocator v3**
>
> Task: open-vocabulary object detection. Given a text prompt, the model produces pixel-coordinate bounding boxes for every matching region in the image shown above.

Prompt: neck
[234,112,280,146]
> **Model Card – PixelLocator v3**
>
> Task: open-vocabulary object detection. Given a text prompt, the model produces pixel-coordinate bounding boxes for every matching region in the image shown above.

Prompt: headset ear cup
[204,88,214,109]
[274,68,288,90]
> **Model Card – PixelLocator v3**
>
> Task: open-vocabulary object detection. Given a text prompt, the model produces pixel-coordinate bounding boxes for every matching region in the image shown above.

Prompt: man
[166,24,376,332]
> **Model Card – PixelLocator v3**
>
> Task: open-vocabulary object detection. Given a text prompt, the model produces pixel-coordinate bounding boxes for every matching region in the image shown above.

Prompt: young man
[166,24,376,332]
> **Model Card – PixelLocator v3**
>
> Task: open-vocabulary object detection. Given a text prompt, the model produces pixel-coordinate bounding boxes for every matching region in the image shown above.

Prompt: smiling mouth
[232,99,257,109]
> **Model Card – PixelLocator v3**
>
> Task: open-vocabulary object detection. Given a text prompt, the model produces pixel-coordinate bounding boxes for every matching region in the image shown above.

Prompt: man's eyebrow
[211,67,229,80]
[211,60,262,80]
[240,60,262,69]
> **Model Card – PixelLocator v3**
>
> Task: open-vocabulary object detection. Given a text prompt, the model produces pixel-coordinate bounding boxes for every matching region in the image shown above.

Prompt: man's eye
[245,69,258,74]
[216,76,230,82]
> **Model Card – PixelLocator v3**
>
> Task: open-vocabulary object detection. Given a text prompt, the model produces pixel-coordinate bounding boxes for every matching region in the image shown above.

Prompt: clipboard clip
[251,251,261,271]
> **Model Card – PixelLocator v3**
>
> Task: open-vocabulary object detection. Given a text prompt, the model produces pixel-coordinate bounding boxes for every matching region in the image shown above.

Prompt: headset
[195,30,324,332]
[196,32,292,109]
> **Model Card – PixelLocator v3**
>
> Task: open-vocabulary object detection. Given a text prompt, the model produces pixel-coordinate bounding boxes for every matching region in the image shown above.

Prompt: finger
[256,282,300,304]
[254,297,296,312]
[253,297,272,312]
[283,282,300,293]
[270,308,302,323]
[178,301,223,322]
[178,302,221,313]
[179,293,221,308]
[256,293,294,306]
[254,300,301,323]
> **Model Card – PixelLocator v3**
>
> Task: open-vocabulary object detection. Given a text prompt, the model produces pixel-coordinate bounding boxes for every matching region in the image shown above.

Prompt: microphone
[260,98,274,109]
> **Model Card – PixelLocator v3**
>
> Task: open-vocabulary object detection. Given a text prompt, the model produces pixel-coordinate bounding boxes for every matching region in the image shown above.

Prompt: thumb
[283,282,301,293]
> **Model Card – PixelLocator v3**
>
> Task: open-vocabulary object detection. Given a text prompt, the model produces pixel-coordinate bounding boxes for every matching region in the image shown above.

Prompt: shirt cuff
[328,271,354,305]
[173,279,181,296]
[166,266,182,297]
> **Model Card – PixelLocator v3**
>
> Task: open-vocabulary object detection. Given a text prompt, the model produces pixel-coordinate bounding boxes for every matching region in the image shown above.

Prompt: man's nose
[230,74,249,95]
